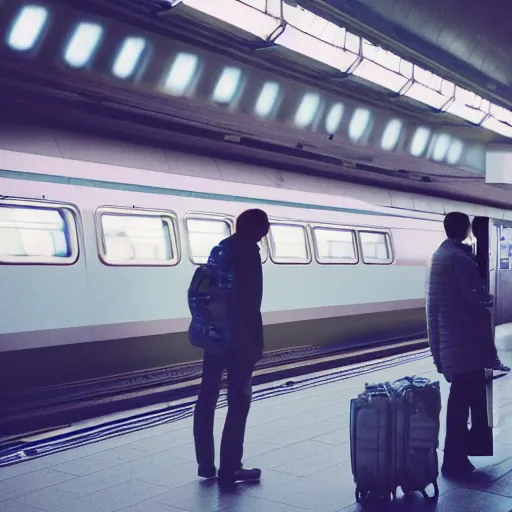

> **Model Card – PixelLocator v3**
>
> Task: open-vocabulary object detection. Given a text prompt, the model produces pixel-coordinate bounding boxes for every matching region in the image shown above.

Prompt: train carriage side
[0,161,444,393]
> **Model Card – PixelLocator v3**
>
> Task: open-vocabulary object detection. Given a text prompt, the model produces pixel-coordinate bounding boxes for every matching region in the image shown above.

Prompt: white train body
[0,128,498,392]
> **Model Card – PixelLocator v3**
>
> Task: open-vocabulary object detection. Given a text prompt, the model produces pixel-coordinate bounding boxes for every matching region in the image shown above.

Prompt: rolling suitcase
[392,376,441,499]
[350,376,441,503]
[350,383,398,502]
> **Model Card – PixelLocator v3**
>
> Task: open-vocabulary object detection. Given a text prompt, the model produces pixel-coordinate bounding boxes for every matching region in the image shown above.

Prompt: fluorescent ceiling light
[432,134,451,162]
[7,5,48,51]
[482,105,512,138]
[325,103,344,134]
[64,22,103,68]
[172,0,512,141]
[403,67,454,109]
[348,108,371,142]
[352,41,413,93]
[278,3,358,72]
[295,93,321,127]
[444,86,490,124]
[381,119,403,151]
[283,2,348,47]
[353,60,411,93]
[447,139,464,165]
[410,127,431,157]
[112,37,146,79]
[255,81,280,118]
[482,118,512,138]
[212,67,243,103]
[180,0,281,40]
[490,104,512,125]
[165,53,199,95]
[275,26,358,72]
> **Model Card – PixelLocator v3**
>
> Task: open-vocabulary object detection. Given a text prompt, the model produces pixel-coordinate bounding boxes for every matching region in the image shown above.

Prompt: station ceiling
[1,0,512,210]
[323,0,512,102]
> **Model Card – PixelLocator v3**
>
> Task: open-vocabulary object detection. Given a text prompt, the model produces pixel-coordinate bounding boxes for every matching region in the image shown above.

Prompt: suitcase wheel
[355,489,394,503]
[355,488,369,503]
[420,481,439,501]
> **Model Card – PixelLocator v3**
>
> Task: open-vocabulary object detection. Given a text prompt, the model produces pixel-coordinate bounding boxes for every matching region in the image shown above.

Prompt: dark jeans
[444,369,489,463]
[193,350,255,475]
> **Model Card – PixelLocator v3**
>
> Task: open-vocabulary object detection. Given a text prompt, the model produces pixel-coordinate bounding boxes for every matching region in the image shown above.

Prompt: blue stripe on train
[0,168,436,221]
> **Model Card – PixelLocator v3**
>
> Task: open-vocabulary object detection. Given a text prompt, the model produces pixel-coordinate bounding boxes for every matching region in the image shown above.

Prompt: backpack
[187,244,238,352]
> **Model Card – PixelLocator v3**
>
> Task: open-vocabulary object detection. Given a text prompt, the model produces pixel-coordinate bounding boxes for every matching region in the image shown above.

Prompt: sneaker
[198,465,216,479]
[218,467,261,485]
[493,359,510,378]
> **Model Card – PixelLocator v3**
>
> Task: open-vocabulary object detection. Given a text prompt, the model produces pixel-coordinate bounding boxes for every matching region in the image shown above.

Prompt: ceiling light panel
[349,108,372,142]
[212,66,243,104]
[381,118,403,151]
[482,104,512,138]
[276,2,359,72]
[255,81,280,118]
[7,5,48,52]
[404,67,454,110]
[112,37,146,79]
[444,87,490,124]
[410,127,431,157]
[447,139,464,165]
[64,22,103,68]
[181,0,281,40]
[431,133,451,162]
[353,40,412,93]
[294,92,321,127]
[165,53,200,96]
[275,26,358,72]
[325,103,344,134]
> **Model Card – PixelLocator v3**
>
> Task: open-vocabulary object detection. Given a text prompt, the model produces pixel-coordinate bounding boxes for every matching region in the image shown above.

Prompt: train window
[97,208,179,266]
[269,223,310,264]
[313,227,358,264]
[359,231,393,264]
[0,202,78,265]
[186,218,232,264]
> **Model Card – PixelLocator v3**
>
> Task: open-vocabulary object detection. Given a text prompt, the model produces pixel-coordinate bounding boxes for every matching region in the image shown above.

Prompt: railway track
[0,336,428,441]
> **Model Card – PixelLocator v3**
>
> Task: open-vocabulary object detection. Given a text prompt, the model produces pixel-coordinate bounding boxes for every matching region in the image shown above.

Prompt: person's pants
[193,350,255,475]
[444,369,489,463]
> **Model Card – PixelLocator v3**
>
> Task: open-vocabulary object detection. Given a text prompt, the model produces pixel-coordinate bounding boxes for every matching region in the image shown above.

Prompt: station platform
[1,333,511,512]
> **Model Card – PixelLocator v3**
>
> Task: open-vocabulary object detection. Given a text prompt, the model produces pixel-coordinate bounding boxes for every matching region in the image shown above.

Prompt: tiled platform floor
[1,334,511,512]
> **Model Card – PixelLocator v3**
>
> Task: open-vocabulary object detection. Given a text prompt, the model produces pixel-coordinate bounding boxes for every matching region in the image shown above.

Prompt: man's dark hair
[236,209,269,236]
[444,212,470,241]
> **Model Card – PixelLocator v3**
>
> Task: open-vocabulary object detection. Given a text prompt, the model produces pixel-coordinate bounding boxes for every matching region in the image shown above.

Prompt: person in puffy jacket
[426,212,496,477]
[193,208,269,486]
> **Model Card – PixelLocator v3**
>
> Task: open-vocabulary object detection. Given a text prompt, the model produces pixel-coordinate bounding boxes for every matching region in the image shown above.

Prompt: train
[0,126,498,395]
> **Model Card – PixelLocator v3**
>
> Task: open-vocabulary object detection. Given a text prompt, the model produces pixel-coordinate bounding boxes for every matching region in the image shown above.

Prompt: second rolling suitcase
[393,376,441,499]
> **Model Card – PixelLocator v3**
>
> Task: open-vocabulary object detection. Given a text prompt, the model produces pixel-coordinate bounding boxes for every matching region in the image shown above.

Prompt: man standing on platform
[192,208,270,486]
[426,212,496,477]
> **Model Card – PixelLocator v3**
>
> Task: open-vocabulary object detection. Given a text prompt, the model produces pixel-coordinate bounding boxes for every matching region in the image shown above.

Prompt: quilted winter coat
[426,239,496,378]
